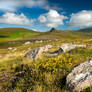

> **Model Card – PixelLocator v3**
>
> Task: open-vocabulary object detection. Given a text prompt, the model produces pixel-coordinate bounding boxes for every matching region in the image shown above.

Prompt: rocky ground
[0,42,92,92]
[1,28,92,92]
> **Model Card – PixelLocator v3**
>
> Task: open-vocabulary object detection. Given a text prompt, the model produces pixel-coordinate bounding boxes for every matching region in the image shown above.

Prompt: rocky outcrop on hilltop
[50,28,57,32]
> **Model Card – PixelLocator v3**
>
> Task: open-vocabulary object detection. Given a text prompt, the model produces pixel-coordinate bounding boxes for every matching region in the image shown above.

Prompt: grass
[0,46,92,92]
[0,28,40,42]
[0,28,92,92]
[4,49,92,92]
[6,54,74,92]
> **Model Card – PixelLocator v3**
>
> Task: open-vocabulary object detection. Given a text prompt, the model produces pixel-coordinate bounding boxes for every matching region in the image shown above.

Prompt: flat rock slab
[61,44,86,53]
[25,45,53,60]
[49,44,86,55]
[66,60,92,92]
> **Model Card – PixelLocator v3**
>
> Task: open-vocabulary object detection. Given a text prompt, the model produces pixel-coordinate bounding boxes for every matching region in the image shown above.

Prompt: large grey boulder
[25,45,52,60]
[60,44,86,53]
[49,44,86,55]
[66,60,92,92]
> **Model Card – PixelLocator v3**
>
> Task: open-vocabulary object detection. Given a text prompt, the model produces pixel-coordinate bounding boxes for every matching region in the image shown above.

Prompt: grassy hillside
[0,28,92,49]
[1,28,92,92]
[0,28,40,42]
[31,30,92,41]
[1,27,92,42]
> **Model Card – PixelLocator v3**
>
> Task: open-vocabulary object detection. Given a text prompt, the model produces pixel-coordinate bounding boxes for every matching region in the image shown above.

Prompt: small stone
[8,47,12,50]
[24,41,31,45]
[35,40,43,43]
[12,48,17,52]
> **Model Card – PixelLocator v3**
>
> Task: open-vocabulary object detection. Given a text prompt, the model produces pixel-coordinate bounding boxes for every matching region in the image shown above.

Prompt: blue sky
[0,0,92,31]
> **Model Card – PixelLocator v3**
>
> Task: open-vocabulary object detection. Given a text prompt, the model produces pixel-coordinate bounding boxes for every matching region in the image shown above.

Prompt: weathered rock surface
[61,43,86,53]
[35,40,43,43]
[24,41,31,45]
[66,60,92,92]
[50,44,86,55]
[49,48,63,55]
[25,45,53,59]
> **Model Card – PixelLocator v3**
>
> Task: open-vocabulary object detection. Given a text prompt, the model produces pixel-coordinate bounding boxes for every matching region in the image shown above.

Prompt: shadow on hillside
[0,35,9,38]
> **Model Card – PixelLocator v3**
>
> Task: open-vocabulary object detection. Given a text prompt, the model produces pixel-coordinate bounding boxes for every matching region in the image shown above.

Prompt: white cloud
[0,0,62,12]
[45,5,62,11]
[38,9,67,28]
[0,12,35,25]
[68,10,92,28]
[0,0,47,11]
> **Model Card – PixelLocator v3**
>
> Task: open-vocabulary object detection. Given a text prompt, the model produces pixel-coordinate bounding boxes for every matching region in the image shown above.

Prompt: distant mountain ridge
[79,28,92,32]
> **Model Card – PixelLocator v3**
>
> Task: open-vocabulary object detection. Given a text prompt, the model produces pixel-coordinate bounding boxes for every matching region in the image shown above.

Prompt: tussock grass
[1,28,92,92]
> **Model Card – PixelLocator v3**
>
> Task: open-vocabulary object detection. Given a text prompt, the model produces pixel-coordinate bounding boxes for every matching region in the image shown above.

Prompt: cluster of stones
[25,43,92,92]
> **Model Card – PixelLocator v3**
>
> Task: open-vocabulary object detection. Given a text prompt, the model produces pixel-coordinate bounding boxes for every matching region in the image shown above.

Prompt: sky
[0,0,92,31]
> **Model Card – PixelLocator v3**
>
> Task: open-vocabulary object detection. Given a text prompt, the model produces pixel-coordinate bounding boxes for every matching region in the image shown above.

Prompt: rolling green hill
[0,27,92,47]
[32,29,92,41]
[1,27,92,41]
[0,28,40,40]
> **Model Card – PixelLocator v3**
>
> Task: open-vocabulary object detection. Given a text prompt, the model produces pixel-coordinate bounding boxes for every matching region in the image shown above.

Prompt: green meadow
[0,28,40,42]
[0,28,92,92]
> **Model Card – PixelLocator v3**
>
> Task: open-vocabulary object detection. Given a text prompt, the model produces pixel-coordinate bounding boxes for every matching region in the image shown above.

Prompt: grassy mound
[0,28,40,42]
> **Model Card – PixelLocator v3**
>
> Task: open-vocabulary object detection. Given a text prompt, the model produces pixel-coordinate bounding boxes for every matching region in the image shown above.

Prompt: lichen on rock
[66,60,92,92]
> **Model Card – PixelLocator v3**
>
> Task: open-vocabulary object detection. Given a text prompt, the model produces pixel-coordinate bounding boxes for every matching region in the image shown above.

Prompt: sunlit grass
[1,29,92,91]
